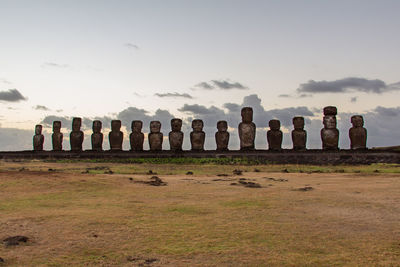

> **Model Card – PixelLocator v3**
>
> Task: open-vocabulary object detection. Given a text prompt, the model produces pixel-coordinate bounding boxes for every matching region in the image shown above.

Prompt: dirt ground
[0,162,399,266]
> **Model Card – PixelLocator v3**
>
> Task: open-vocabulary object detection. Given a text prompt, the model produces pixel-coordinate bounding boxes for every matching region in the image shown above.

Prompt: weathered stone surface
[169,118,183,151]
[238,107,256,150]
[52,121,63,151]
[321,107,339,150]
[267,119,283,151]
[349,115,367,150]
[91,120,103,151]
[109,120,123,150]
[33,124,44,151]
[190,119,205,151]
[215,120,229,151]
[130,120,144,151]
[70,117,84,151]
[292,116,307,151]
[149,121,163,151]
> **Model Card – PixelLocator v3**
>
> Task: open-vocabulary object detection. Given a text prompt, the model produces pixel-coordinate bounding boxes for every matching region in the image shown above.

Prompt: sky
[0,0,400,151]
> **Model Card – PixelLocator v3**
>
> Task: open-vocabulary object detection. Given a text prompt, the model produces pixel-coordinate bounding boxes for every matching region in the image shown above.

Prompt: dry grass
[0,161,399,266]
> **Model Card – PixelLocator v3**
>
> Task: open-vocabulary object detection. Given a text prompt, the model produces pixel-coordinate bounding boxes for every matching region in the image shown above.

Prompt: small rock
[104,170,114,174]
[3,236,29,246]
[186,171,193,175]
[253,168,260,172]
[146,170,156,175]
[374,169,380,173]
[233,169,243,175]
[281,168,289,173]
[0,257,4,263]
[217,174,229,177]
[129,177,133,181]
[294,186,314,192]
[48,168,55,172]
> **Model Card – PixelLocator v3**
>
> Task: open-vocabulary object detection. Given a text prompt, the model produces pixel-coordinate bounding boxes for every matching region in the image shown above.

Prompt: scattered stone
[146,170,157,175]
[264,177,288,182]
[186,171,193,175]
[217,174,229,177]
[281,168,289,173]
[19,167,27,172]
[374,169,380,173]
[132,176,167,186]
[48,168,56,172]
[335,169,345,173]
[212,178,234,181]
[0,257,4,263]
[129,177,133,181]
[230,183,238,185]
[92,234,98,238]
[126,256,158,265]
[81,170,89,174]
[233,169,243,175]
[253,168,260,172]
[104,170,114,174]
[294,186,314,191]
[3,236,29,246]
[238,180,262,188]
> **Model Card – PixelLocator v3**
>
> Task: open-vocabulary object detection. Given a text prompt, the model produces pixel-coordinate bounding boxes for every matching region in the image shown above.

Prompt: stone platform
[0,150,399,165]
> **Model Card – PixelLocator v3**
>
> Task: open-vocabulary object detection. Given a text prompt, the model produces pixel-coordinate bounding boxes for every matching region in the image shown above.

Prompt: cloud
[0,78,12,84]
[125,43,139,50]
[350,97,357,103]
[278,94,290,98]
[194,80,249,90]
[223,103,241,112]
[41,115,72,130]
[42,62,69,68]
[155,92,193,99]
[33,105,50,111]
[0,89,27,102]
[297,77,399,94]
[278,93,312,98]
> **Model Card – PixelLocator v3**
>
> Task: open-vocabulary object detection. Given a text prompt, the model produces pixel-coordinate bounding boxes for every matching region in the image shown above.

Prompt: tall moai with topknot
[130,120,144,151]
[169,118,183,152]
[215,120,229,151]
[349,115,367,150]
[321,106,339,150]
[190,119,205,151]
[109,120,123,150]
[149,121,163,151]
[267,119,282,151]
[52,121,63,151]
[292,117,307,151]
[33,124,44,151]
[70,117,84,151]
[91,120,103,151]
[238,107,256,150]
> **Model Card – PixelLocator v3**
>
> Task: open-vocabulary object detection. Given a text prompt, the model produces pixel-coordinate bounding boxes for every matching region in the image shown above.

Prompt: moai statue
[292,117,307,151]
[169,118,184,152]
[91,120,103,151]
[321,106,339,150]
[149,121,163,151]
[267,119,283,151]
[130,120,144,151]
[109,120,123,150]
[215,120,229,151]
[33,124,44,151]
[52,121,63,151]
[190,119,205,151]
[70,117,84,151]
[238,107,256,150]
[349,115,367,150]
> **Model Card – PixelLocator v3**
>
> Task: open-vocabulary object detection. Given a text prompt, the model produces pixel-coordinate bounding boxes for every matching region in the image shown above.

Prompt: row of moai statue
[32,106,367,151]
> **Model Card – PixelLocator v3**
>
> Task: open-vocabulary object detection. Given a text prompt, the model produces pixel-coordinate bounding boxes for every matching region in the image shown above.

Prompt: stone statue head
[35,124,42,135]
[171,118,182,132]
[131,120,143,132]
[323,115,337,129]
[192,119,203,131]
[53,121,61,133]
[72,117,82,132]
[241,107,253,123]
[92,120,102,133]
[111,120,121,131]
[217,120,228,132]
[269,119,281,130]
[150,121,161,133]
[293,117,305,130]
[351,115,364,128]
[323,106,337,116]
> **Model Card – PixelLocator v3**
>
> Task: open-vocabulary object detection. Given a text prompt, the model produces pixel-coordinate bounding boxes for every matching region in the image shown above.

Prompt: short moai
[33,124,44,151]
[349,115,367,150]
[91,120,103,151]
[149,121,163,151]
[321,106,339,150]
[169,118,184,152]
[215,120,229,151]
[267,119,283,151]
[52,121,63,151]
[70,117,84,151]
[238,107,256,150]
[190,119,205,151]
[130,120,144,151]
[109,120,123,150]
[292,116,307,151]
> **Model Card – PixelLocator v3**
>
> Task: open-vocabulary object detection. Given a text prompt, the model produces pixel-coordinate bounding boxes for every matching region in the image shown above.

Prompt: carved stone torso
[70,131,84,151]
[33,135,44,151]
[292,130,307,151]
[52,133,63,151]
[215,131,229,151]
[267,130,283,151]
[190,131,205,151]
[239,122,256,150]
[149,133,163,151]
[91,133,103,151]
[169,131,183,151]
[349,127,367,150]
[130,132,144,151]
[321,128,339,150]
[109,131,123,150]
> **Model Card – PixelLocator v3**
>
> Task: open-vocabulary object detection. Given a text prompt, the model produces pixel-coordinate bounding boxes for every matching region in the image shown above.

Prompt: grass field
[0,160,399,266]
